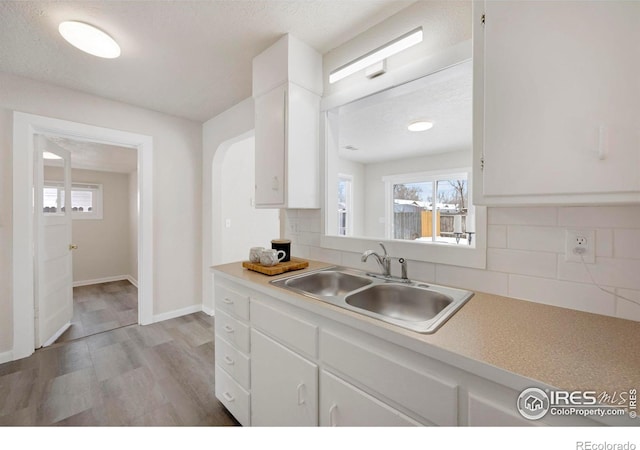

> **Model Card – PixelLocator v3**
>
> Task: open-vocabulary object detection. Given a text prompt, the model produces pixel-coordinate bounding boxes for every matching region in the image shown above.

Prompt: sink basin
[345,284,452,322]
[271,266,473,334]
[284,270,372,296]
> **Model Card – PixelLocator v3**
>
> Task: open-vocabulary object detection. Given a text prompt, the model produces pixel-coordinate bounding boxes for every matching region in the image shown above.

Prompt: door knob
[69,244,78,250]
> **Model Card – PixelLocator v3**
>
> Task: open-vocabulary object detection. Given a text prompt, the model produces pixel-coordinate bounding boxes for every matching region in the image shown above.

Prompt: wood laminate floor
[57,280,138,344]
[0,312,239,426]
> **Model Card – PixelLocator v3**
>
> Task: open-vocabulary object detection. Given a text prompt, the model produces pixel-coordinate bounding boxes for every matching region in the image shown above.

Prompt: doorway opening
[216,135,280,264]
[39,134,139,344]
[12,112,154,360]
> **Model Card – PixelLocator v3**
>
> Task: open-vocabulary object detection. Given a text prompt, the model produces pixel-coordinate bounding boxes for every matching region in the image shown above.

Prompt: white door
[34,135,73,347]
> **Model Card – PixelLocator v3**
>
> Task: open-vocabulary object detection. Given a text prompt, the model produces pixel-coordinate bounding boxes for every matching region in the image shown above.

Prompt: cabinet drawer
[215,284,250,321]
[320,330,458,425]
[215,309,250,354]
[320,370,421,427]
[250,298,317,358]
[215,364,250,426]
[215,336,250,390]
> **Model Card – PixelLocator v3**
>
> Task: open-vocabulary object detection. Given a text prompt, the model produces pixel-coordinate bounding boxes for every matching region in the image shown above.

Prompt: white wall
[0,72,202,354]
[220,136,280,263]
[44,167,133,284]
[202,97,255,313]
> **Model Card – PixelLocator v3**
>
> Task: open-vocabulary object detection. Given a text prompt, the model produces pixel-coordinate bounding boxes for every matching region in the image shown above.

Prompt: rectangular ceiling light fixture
[329,27,423,84]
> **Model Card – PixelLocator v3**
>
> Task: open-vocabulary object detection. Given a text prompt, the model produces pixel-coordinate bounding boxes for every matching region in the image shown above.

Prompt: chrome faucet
[361,242,391,277]
[361,243,410,282]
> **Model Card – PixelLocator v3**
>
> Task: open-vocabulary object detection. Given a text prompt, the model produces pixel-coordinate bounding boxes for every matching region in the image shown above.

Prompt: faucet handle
[378,242,388,256]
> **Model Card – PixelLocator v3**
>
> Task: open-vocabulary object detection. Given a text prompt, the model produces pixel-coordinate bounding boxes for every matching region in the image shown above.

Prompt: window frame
[43,181,104,220]
[337,173,354,236]
[383,168,472,246]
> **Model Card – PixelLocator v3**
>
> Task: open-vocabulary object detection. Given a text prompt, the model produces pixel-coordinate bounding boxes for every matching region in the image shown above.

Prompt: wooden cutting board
[242,258,309,276]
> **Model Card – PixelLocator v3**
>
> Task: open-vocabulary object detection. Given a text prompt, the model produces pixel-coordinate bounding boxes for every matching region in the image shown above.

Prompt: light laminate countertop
[212,259,640,396]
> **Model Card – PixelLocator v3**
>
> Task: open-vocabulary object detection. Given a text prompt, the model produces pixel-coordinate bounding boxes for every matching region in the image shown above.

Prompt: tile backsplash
[283,206,640,322]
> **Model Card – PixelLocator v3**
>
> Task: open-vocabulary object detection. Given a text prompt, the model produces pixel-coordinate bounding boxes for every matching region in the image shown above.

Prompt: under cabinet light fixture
[58,21,121,59]
[329,27,423,84]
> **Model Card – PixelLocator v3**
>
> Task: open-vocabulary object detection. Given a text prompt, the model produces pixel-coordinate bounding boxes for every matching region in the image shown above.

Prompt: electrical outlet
[565,229,595,263]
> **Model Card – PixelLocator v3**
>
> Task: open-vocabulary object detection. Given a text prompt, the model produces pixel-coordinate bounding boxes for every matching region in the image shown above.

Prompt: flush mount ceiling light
[42,152,63,160]
[407,120,434,132]
[329,27,423,84]
[58,21,121,59]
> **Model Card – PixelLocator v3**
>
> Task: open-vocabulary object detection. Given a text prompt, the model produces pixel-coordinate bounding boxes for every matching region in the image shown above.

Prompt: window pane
[42,187,59,213]
[338,178,351,236]
[393,182,432,241]
[71,190,93,213]
[436,179,468,244]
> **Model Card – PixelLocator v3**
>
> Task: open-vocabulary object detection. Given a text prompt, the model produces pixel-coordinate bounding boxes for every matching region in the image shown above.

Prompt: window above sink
[320,42,487,269]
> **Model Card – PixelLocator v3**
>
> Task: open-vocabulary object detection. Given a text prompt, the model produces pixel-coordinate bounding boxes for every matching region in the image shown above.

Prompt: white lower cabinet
[214,277,615,426]
[250,328,318,426]
[320,370,421,427]
[215,363,251,425]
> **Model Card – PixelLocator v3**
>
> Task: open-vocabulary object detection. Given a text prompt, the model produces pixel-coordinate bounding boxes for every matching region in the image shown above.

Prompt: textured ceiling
[44,135,137,174]
[0,0,415,122]
[338,59,472,164]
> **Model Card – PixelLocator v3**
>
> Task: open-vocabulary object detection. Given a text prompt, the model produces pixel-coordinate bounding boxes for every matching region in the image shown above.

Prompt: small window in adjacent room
[43,182,103,219]
[384,170,474,246]
[337,174,353,236]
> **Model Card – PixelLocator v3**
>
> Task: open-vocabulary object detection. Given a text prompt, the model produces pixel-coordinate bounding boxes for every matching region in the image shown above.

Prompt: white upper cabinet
[474,1,640,205]
[253,34,322,208]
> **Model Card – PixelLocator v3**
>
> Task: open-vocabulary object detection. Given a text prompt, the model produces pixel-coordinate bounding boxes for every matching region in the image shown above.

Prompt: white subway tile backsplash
[298,231,321,247]
[404,259,436,283]
[508,274,616,317]
[488,207,557,226]
[487,225,507,249]
[616,289,640,322]
[435,265,508,296]
[283,204,640,322]
[556,256,640,291]
[558,206,640,229]
[613,229,640,260]
[307,246,342,265]
[340,251,378,273]
[595,228,613,257]
[507,225,564,253]
[487,248,556,278]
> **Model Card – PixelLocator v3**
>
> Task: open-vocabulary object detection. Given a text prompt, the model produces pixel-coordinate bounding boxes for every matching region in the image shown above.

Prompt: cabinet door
[320,370,421,426]
[250,329,318,426]
[254,84,286,207]
[481,1,640,202]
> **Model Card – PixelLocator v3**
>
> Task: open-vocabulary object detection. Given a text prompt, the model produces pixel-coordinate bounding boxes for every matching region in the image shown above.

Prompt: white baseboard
[152,304,202,323]
[0,350,13,365]
[42,322,71,347]
[202,305,215,316]
[126,275,138,288]
[73,275,131,287]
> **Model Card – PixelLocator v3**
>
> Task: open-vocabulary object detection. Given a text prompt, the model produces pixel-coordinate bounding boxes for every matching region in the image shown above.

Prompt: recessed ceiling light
[58,21,121,59]
[408,120,434,132]
[43,152,63,160]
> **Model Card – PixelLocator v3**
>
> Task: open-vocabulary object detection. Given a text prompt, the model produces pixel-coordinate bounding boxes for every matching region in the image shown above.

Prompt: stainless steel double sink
[270,266,473,333]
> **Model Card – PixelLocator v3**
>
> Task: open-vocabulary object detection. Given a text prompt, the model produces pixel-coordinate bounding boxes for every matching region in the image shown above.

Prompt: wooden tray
[242,258,309,276]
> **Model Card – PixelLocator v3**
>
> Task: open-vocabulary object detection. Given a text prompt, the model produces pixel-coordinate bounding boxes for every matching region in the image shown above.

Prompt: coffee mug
[260,249,286,266]
[249,247,264,263]
[271,239,291,262]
